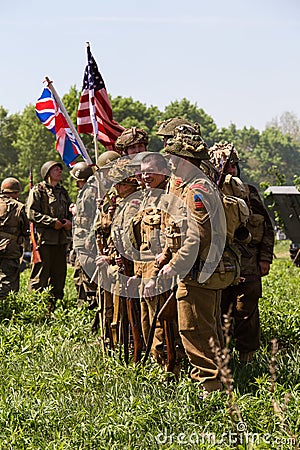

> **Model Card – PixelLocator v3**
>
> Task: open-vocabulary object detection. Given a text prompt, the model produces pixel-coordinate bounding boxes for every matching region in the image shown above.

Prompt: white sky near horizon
[1,0,300,131]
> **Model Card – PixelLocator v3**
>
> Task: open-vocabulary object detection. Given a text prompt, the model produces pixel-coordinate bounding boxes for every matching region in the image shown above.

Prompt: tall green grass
[0,243,299,449]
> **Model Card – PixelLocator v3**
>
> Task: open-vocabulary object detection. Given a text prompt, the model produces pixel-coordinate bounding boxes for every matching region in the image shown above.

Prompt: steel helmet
[1,177,22,193]
[156,117,198,137]
[115,127,148,152]
[96,151,120,169]
[70,162,93,181]
[41,161,63,180]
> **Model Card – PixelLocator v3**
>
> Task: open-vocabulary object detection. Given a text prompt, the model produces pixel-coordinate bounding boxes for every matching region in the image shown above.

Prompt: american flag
[36,87,84,167]
[77,45,124,150]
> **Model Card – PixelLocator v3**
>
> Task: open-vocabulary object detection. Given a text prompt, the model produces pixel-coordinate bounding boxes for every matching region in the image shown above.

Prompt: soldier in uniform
[154,130,227,395]
[95,159,143,361]
[69,161,97,308]
[210,142,275,362]
[0,178,29,298]
[26,161,72,313]
[115,127,148,156]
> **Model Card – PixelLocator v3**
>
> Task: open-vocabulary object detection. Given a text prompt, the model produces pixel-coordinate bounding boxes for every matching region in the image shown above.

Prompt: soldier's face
[226,163,238,176]
[49,165,62,182]
[141,161,166,189]
[126,143,146,155]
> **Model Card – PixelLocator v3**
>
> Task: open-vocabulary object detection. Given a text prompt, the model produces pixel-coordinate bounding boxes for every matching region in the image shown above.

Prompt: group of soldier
[0,117,274,397]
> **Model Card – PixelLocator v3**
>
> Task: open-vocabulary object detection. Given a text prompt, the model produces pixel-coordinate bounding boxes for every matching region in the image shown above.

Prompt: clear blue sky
[1,0,300,131]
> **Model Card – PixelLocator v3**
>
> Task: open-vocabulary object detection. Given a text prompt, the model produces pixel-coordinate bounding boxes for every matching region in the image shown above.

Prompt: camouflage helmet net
[156,117,199,137]
[1,177,22,193]
[107,158,139,185]
[164,123,209,160]
[115,127,148,152]
[209,141,240,168]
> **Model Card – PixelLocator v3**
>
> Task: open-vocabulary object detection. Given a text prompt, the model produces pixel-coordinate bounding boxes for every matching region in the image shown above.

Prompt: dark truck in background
[265,186,300,267]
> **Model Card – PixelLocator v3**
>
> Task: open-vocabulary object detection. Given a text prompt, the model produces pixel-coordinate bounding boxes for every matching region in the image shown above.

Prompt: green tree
[0,107,21,178]
[13,105,57,200]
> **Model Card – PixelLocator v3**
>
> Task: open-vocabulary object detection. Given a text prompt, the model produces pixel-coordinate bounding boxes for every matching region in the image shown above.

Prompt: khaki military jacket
[26,181,72,246]
[0,194,29,259]
[161,171,216,280]
[73,179,98,250]
[130,179,168,278]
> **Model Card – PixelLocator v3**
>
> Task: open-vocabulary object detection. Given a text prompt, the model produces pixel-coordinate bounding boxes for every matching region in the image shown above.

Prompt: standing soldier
[26,161,72,314]
[155,130,229,395]
[210,142,275,363]
[0,178,29,298]
[69,161,97,308]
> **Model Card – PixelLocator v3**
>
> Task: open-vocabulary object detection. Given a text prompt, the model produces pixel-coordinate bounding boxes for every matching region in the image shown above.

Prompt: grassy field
[0,240,299,449]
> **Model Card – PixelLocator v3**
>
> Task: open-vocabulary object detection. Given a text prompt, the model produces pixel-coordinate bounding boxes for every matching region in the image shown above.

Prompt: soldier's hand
[155,252,169,269]
[54,219,64,230]
[95,255,109,269]
[69,203,77,215]
[158,264,177,278]
[144,278,156,298]
[62,219,72,231]
[259,260,270,276]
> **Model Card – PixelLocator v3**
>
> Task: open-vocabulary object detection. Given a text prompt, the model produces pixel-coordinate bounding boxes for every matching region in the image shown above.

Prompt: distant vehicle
[265,186,300,267]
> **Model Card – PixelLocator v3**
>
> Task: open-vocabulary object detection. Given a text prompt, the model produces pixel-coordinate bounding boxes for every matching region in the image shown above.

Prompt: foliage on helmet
[156,117,197,137]
[1,177,22,193]
[164,124,209,160]
[107,158,138,185]
[40,161,63,180]
[115,127,148,151]
[209,141,240,167]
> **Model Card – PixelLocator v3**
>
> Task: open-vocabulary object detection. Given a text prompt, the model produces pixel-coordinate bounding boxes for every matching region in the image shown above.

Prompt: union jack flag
[36,87,84,167]
[77,45,124,150]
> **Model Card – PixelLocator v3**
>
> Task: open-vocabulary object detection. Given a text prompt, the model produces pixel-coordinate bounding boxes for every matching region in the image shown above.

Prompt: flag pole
[44,76,111,204]
[85,41,99,164]
[45,76,93,166]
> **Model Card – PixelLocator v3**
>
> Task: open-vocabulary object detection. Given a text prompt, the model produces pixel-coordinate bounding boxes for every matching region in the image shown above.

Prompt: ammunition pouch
[186,245,241,290]
[246,213,265,245]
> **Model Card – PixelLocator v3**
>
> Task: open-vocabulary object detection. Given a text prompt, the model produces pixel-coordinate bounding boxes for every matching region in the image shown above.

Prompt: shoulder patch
[189,183,209,193]
[194,194,205,210]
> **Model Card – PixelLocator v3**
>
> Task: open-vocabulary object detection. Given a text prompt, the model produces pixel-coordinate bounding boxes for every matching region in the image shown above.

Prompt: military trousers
[221,278,262,354]
[29,244,67,301]
[0,258,20,298]
[176,281,224,391]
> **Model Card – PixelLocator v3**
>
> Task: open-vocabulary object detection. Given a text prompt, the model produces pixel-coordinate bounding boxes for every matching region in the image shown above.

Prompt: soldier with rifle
[95,158,144,362]
[69,161,97,309]
[0,178,29,298]
[127,152,185,376]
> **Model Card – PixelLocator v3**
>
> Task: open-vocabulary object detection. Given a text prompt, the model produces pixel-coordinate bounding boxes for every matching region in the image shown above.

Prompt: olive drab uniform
[0,194,29,297]
[93,189,121,338]
[72,176,98,306]
[130,178,184,367]
[26,181,72,303]
[221,183,274,360]
[161,171,225,391]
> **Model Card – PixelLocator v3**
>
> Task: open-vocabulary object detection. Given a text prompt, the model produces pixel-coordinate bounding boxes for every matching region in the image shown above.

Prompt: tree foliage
[1,90,300,202]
